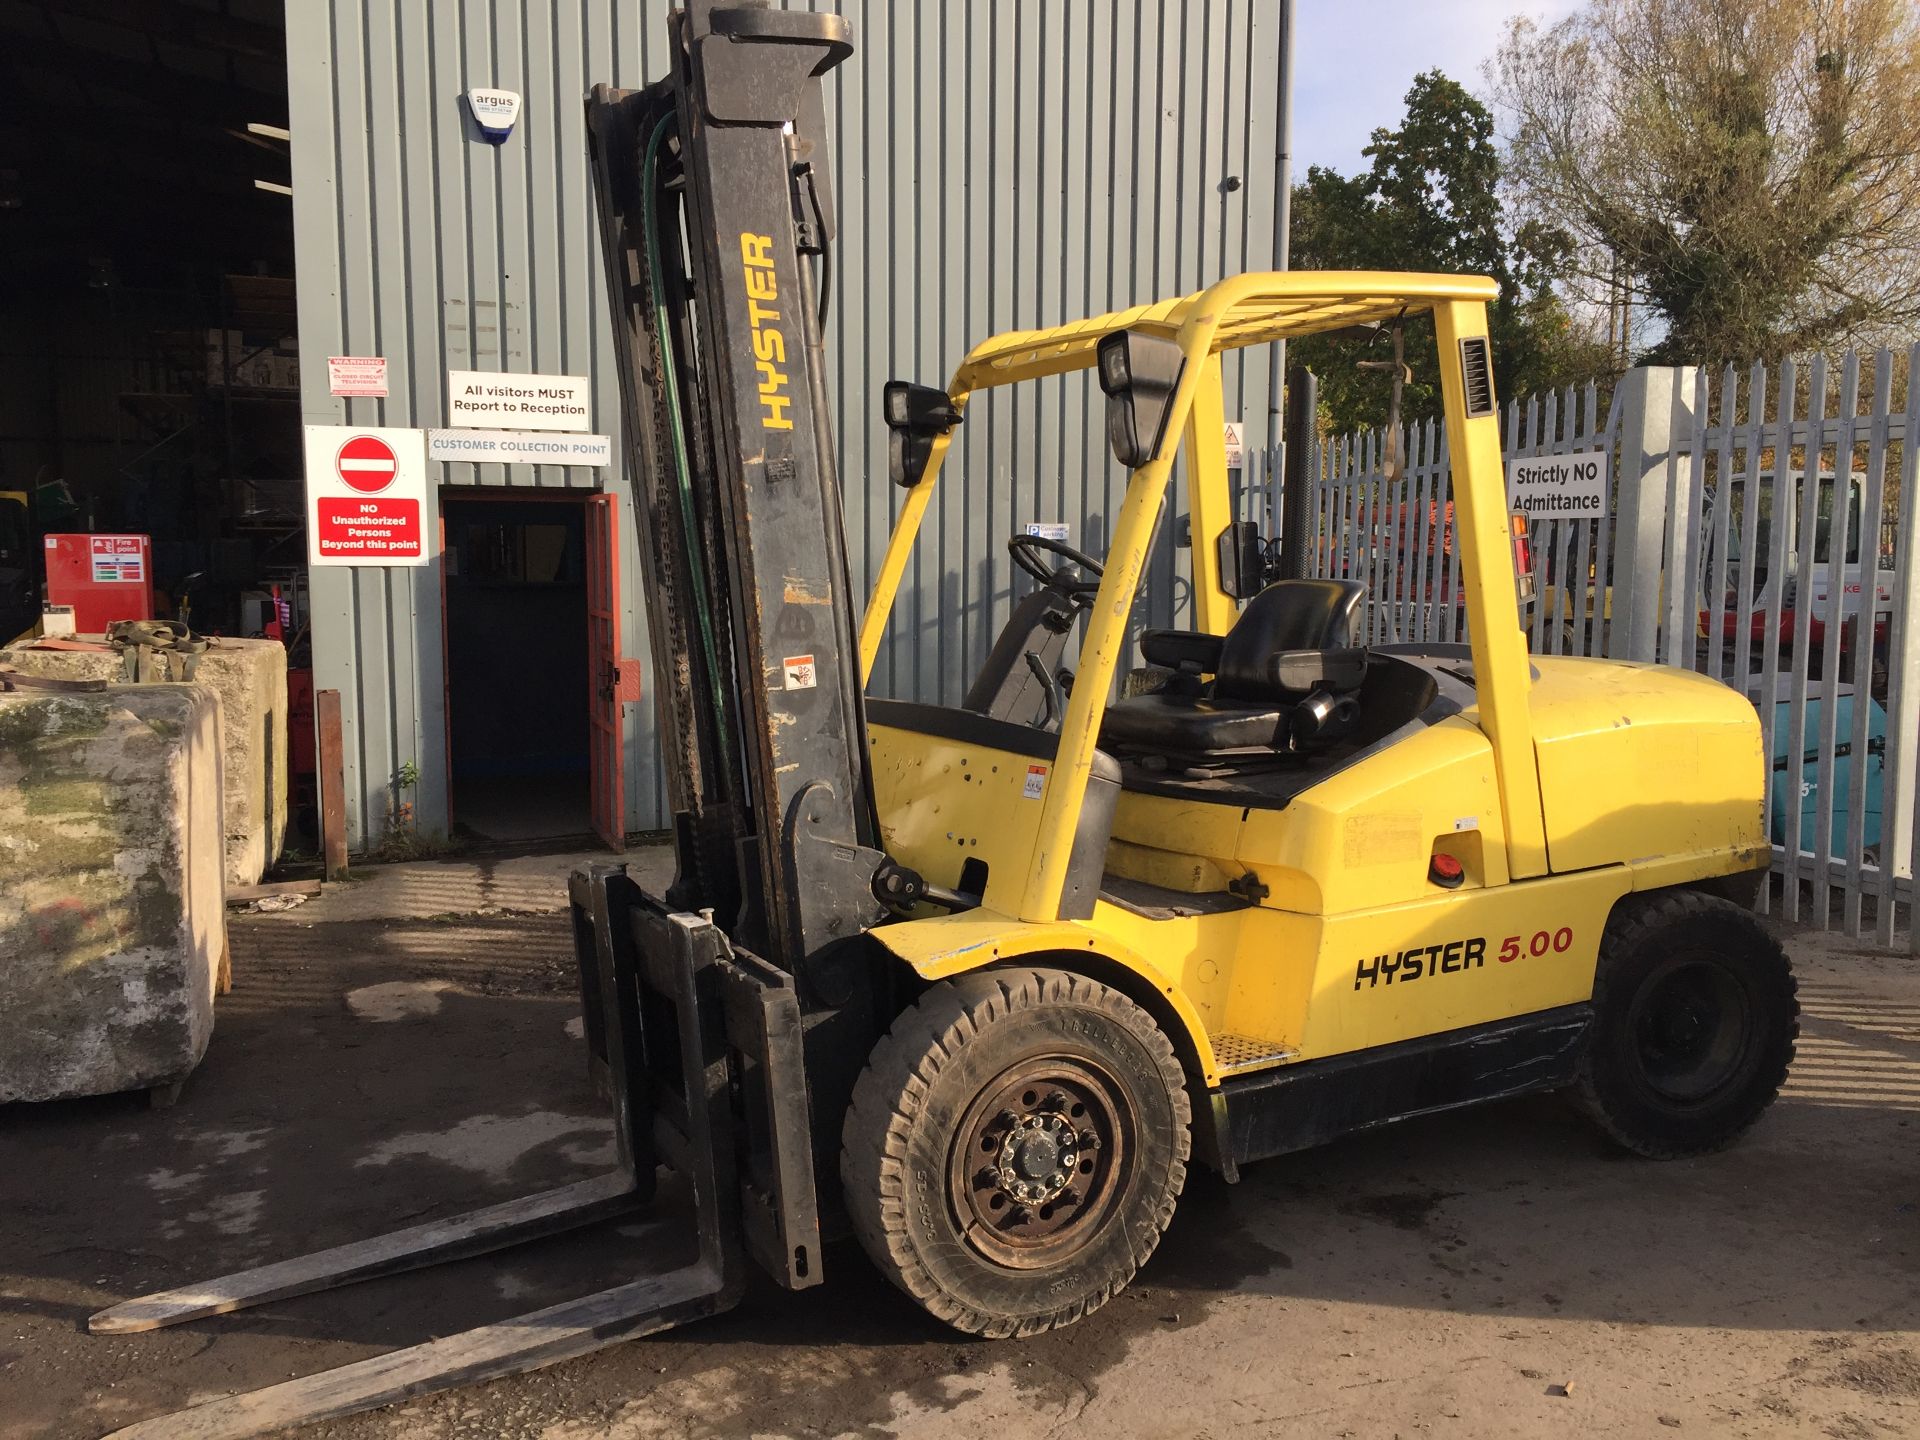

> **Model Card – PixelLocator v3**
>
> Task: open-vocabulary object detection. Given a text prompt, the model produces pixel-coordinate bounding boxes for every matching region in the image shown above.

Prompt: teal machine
[1754,680,1888,854]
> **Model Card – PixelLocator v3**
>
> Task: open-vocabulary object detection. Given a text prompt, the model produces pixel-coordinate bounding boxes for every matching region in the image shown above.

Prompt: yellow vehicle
[843,271,1794,1331]
[93,12,1793,1430]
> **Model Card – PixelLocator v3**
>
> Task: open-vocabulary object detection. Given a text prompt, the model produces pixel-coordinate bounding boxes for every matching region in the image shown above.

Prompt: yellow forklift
[92,4,1794,1433]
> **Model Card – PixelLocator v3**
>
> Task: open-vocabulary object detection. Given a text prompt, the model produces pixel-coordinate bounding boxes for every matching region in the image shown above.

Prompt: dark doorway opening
[442,491,593,843]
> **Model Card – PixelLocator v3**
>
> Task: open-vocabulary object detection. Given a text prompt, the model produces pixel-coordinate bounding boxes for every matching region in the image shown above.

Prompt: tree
[1290,71,1607,434]
[1491,0,1920,366]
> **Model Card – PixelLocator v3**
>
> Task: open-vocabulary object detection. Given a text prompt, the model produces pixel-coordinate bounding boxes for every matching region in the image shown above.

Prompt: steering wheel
[1008,532,1105,599]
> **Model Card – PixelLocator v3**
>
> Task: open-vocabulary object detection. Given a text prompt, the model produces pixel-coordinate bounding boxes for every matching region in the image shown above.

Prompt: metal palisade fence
[1274,380,1620,650]
[1288,347,1920,951]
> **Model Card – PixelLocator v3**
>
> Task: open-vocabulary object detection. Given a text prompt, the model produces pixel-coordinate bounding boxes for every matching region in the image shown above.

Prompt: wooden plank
[88,1172,640,1336]
[100,1262,731,1440]
[316,689,348,881]
[224,879,323,906]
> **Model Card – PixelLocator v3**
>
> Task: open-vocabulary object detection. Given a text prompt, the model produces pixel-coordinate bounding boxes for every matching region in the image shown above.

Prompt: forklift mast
[587,2,891,977]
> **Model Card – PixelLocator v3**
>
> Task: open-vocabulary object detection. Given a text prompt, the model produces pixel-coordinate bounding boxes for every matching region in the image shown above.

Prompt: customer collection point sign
[304,425,430,567]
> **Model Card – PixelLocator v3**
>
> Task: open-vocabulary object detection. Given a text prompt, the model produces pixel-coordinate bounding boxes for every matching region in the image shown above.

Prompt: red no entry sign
[305,426,429,568]
[336,434,399,494]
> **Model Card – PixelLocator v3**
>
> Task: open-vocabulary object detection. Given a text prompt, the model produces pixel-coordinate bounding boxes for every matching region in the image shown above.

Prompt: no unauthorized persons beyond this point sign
[1507,449,1609,520]
[303,425,429,567]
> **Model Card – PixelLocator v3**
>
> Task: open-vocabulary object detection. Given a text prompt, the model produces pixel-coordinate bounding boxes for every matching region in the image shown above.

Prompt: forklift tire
[841,967,1190,1338]
[1572,890,1798,1159]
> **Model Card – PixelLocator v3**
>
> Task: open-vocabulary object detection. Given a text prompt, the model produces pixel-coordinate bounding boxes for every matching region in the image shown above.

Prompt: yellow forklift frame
[854,271,1769,1094]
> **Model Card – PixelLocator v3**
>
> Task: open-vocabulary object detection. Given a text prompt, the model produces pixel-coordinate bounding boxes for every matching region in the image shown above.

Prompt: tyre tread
[1573,889,1797,1159]
[841,967,1190,1337]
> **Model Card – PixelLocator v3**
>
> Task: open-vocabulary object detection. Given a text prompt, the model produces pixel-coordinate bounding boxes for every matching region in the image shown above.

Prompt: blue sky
[1292,0,1582,176]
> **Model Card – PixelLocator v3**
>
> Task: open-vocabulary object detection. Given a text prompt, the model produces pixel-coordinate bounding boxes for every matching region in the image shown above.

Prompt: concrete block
[0,637,288,885]
[0,682,227,1102]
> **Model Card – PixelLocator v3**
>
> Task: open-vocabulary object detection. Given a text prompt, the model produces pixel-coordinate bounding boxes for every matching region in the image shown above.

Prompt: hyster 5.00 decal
[1353,926,1575,990]
[740,233,793,431]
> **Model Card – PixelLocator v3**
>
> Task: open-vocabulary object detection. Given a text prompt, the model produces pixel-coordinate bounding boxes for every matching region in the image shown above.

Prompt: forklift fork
[90,866,819,1440]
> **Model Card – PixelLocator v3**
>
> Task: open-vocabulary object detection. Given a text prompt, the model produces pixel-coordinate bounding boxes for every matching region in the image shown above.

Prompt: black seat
[1213,578,1365,697]
[1102,579,1368,757]
[1098,689,1292,753]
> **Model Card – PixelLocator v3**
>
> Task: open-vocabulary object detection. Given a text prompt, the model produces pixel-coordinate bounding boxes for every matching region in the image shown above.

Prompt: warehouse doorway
[441,491,603,845]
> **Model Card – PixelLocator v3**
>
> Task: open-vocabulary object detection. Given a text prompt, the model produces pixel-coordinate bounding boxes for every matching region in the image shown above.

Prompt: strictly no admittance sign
[1506,450,1609,519]
[303,425,431,567]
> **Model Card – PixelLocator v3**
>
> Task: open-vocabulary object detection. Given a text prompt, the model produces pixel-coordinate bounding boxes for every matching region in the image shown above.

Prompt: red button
[1429,853,1465,887]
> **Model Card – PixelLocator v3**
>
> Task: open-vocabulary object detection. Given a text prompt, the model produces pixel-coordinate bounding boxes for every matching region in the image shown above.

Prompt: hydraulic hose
[641,112,730,754]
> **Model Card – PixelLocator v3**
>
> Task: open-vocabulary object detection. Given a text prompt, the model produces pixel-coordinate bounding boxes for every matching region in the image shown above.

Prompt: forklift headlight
[882,380,962,487]
[1096,330,1184,469]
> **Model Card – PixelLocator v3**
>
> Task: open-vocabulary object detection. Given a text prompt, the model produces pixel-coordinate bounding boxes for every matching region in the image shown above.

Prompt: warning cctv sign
[1507,450,1609,519]
[303,425,431,567]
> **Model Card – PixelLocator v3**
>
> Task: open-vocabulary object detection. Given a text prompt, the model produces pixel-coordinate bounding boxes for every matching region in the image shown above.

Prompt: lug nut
[1079,1129,1101,1150]
[996,1110,1020,1130]
[1044,1090,1068,1110]
[974,1167,998,1189]
[1049,1171,1066,1187]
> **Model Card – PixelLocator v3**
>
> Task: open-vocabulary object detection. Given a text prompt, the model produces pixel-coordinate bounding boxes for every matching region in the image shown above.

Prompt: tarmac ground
[2,848,1916,1439]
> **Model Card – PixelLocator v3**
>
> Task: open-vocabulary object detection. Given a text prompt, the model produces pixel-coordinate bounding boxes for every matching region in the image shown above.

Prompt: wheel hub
[998,1112,1077,1201]
[948,1059,1132,1270]
[1631,957,1751,1104]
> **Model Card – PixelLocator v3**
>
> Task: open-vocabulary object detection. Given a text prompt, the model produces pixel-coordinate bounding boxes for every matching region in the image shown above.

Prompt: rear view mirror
[1096,330,1184,469]
[883,380,962,488]
[1217,520,1269,600]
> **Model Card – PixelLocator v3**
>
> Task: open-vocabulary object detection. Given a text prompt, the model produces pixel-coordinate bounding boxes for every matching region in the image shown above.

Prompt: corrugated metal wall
[287,0,1284,848]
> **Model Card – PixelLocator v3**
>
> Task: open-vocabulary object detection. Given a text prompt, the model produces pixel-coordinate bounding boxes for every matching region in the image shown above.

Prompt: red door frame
[437,487,632,851]
[584,492,631,851]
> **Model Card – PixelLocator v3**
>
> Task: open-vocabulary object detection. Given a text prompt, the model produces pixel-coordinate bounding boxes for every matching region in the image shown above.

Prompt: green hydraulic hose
[641,111,730,756]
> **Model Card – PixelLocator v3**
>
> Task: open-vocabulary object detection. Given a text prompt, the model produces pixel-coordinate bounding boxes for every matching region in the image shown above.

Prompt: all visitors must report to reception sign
[302,425,430,567]
[447,369,592,432]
